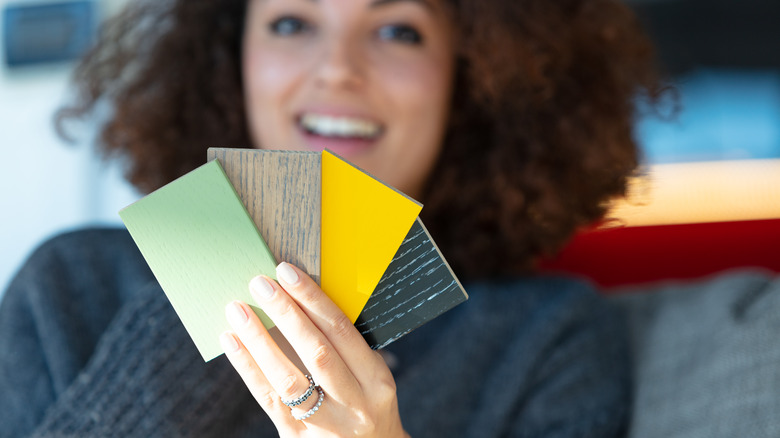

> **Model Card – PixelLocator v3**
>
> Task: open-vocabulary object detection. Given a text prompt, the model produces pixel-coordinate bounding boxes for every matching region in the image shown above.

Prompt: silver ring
[281,375,315,407]
[292,384,324,421]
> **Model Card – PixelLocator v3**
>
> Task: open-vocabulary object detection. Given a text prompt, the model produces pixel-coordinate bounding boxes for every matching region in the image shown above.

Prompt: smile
[299,113,383,140]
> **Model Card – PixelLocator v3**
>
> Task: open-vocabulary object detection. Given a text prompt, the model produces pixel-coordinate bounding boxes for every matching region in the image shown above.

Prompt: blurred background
[0,0,137,300]
[632,0,780,164]
[1,0,779,300]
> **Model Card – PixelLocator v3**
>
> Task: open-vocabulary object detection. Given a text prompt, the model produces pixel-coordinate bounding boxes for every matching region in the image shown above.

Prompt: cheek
[380,56,453,163]
[380,53,452,130]
[244,51,296,112]
[243,49,308,147]
[375,56,453,195]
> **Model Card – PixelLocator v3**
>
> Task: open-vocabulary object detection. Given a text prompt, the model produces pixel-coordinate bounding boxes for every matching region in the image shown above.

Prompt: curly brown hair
[59,0,663,281]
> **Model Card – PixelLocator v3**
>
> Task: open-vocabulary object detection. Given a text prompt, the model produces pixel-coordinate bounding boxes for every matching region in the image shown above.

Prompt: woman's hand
[219,262,409,437]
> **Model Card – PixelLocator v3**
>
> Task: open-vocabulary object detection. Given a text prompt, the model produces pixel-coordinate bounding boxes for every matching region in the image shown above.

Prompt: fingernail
[250,275,275,301]
[276,262,299,285]
[220,332,240,353]
[226,301,248,325]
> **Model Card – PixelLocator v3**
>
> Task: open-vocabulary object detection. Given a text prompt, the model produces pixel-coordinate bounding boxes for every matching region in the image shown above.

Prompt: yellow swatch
[321,150,422,322]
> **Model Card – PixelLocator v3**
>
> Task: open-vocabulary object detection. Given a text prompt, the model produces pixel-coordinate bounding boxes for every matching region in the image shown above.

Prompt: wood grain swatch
[355,217,469,350]
[208,148,321,284]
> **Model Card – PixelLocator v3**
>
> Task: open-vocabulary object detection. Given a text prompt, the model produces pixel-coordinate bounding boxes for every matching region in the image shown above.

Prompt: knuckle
[296,282,320,302]
[373,372,398,404]
[279,374,304,399]
[377,386,396,406]
[353,416,377,435]
[276,300,298,318]
[381,375,398,395]
[311,343,333,369]
[241,323,270,347]
[345,406,377,435]
[331,313,354,340]
[231,351,255,373]
[256,388,278,410]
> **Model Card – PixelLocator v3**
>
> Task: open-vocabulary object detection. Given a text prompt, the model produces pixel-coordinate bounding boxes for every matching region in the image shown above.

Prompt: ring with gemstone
[281,375,316,407]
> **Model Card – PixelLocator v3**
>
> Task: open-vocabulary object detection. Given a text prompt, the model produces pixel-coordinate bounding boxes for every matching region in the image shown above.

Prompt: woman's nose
[314,36,365,90]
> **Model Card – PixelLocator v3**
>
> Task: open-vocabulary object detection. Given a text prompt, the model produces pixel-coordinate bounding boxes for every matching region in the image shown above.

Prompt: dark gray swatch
[356,218,468,349]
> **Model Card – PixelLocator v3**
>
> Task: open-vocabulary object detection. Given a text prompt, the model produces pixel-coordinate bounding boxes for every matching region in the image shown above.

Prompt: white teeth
[300,114,382,139]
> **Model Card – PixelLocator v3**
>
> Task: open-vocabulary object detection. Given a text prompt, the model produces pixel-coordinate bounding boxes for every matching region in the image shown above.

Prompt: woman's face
[242,0,455,199]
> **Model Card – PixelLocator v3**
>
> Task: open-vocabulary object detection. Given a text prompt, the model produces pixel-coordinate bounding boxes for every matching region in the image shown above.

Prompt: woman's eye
[268,16,310,36]
[377,24,423,45]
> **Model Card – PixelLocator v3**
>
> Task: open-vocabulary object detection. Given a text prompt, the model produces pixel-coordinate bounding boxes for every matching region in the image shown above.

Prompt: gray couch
[611,270,780,437]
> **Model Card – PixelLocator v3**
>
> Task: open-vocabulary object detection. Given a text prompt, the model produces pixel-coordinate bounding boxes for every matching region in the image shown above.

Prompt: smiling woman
[0,0,663,436]
[241,0,454,198]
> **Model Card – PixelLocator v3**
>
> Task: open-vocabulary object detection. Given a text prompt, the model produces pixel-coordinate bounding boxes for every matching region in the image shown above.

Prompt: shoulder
[431,274,627,368]
[466,274,599,299]
[11,227,153,299]
[459,274,629,389]
[462,274,612,330]
[24,227,140,269]
[30,227,135,254]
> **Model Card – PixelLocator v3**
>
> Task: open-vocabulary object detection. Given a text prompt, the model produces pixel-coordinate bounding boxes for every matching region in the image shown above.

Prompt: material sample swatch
[321,150,422,322]
[356,218,468,349]
[119,160,277,361]
[207,148,321,283]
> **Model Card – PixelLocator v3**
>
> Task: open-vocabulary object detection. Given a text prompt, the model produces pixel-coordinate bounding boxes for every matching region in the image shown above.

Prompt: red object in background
[538,219,780,290]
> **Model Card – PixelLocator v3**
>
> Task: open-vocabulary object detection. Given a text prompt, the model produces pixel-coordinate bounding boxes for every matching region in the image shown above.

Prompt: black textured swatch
[356,218,468,349]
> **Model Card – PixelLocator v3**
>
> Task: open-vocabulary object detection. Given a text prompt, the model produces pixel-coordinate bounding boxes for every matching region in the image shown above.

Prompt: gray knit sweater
[0,229,630,437]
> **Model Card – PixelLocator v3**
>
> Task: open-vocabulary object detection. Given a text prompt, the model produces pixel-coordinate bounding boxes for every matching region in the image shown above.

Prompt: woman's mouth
[297,113,384,157]
[299,113,383,139]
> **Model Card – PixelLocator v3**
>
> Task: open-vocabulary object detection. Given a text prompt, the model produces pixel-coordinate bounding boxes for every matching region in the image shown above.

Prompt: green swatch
[119,160,277,361]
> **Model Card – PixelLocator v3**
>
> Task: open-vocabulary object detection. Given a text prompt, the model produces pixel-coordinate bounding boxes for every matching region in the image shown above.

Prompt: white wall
[0,0,137,301]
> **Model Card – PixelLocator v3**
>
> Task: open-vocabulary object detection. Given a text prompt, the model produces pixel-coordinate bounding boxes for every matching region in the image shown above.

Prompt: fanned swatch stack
[120,148,468,361]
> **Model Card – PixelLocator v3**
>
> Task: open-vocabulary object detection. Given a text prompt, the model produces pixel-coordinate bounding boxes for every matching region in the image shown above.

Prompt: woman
[0,0,661,436]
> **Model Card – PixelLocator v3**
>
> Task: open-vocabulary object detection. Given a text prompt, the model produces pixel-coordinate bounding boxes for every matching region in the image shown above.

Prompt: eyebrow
[370,0,434,10]
[294,0,434,11]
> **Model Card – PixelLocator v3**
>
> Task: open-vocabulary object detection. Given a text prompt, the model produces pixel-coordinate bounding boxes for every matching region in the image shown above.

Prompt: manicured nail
[250,275,275,301]
[226,301,248,325]
[220,332,240,353]
[276,262,299,285]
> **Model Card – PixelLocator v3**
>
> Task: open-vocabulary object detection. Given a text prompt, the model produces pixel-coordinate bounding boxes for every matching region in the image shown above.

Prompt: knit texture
[0,228,630,438]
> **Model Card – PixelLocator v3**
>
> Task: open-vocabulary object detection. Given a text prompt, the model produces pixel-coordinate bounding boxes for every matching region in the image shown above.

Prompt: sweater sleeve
[0,248,56,437]
[0,229,274,438]
[0,229,150,438]
[27,281,268,437]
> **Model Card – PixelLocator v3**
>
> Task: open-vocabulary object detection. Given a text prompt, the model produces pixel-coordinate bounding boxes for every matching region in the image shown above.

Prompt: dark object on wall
[3,1,96,68]
[629,0,780,75]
